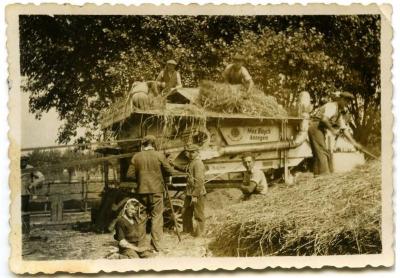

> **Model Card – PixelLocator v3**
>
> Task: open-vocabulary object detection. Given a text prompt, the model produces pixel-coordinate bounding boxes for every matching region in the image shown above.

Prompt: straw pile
[208,161,381,256]
[197,80,287,117]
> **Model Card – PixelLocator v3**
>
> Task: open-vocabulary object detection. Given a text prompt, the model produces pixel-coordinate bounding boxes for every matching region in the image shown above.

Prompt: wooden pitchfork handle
[163,180,182,242]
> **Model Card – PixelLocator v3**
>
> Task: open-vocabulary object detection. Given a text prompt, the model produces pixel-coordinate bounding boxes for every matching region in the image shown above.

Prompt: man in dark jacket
[171,144,206,237]
[130,135,174,252]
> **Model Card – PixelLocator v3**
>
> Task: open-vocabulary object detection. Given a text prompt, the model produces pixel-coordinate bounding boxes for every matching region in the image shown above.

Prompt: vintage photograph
[7,3,393,274]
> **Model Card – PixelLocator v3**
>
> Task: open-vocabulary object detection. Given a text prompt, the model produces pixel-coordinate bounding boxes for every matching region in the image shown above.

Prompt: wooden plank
[21,153,135,174]
[50,194,63,222]
[30,211,91,226]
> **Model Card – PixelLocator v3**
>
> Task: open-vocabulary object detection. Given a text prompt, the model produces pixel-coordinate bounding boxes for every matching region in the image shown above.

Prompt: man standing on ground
[130,135,174,252]
[171,144,206,237]
[222,54,254,93]
[20,155,45,234]
[308,91,361,176]
[240,153,268,199]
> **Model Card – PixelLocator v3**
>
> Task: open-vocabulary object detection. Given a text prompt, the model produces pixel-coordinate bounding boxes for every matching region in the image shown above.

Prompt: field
[23,189,242,260]
[22,161,381,259]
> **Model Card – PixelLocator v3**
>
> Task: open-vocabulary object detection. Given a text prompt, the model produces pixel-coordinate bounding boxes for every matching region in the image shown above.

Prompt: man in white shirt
[240,153,268,199]
[308,91,361,176]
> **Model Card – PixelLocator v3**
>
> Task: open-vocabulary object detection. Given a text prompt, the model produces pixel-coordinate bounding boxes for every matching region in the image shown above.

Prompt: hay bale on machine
[197,80,287,117]
[208,161,381,256]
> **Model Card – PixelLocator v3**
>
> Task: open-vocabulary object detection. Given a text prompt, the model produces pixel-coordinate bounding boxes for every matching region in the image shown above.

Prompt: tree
[224,15,380,145]
[20,15,381,146]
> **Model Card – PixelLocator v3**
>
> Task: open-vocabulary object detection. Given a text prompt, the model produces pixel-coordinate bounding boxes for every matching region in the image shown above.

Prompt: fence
[28,178,114,225]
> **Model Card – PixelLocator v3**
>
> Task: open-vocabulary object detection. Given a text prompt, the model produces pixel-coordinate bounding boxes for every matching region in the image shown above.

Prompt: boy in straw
[114,198,154,258]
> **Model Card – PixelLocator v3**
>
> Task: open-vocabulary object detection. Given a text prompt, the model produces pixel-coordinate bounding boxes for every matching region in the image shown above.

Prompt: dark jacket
[131,149,174,194]
[187,158,206,197]
[175,157,206,197]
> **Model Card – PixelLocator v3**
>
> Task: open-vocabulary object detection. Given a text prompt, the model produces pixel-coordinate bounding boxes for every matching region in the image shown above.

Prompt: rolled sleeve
[175,72,182,88]
[337,115,350,130]
[156,70,164,85]
[222,64,232,81]
[241,67,252,82]
[259,172,268,193]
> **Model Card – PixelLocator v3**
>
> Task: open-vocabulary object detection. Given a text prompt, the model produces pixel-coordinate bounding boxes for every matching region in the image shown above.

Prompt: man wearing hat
[222,54,254,92]
[171,144,206,237]
[127,81,160,110]
[308,91,361,176]
[20,155,45,234]
[156,59,182,95]
[130,135,174,252]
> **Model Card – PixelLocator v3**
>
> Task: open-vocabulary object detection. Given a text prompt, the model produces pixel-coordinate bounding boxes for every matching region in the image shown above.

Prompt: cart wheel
[163,198,184,232]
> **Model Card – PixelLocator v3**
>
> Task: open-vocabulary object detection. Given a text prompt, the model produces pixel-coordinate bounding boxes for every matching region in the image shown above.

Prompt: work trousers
[137,192,164,251]
[182,195,205,236]
[21,195,30,234]
[308,122,333,176]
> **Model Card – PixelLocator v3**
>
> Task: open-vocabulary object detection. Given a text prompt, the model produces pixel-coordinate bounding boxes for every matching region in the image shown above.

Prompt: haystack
[197,80,287,117]
[208,161,381,256]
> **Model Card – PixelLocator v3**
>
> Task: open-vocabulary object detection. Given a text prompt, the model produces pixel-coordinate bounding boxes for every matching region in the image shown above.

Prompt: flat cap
[332,91,354,99]
[21,155,29,161]
[166,59,177,65]
[340,91,355,99]
[142,135,156,144]
[233,54,245,61]
[185,144,200,152]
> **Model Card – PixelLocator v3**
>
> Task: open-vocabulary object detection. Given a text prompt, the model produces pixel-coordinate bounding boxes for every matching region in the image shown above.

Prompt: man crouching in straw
[240,152,268,200]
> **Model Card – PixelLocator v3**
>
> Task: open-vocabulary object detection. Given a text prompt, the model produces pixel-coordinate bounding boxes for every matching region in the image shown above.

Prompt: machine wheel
[163,198,184,232]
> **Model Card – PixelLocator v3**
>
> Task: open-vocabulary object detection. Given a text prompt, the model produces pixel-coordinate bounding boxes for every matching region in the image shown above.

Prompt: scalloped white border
[6,3,393,274]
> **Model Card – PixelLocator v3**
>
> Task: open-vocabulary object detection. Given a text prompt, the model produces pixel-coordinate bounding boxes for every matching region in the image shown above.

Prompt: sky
[21,92,61,148]
[21,92,85,149]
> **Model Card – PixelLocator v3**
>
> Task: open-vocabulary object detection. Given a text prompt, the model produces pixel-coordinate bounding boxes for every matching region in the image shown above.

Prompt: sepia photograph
[6,3,393,274]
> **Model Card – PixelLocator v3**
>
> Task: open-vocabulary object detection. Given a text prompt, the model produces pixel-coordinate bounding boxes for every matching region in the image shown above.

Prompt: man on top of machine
[156,59,182,95]
[222,54,254,93]
[127,81,162,110]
